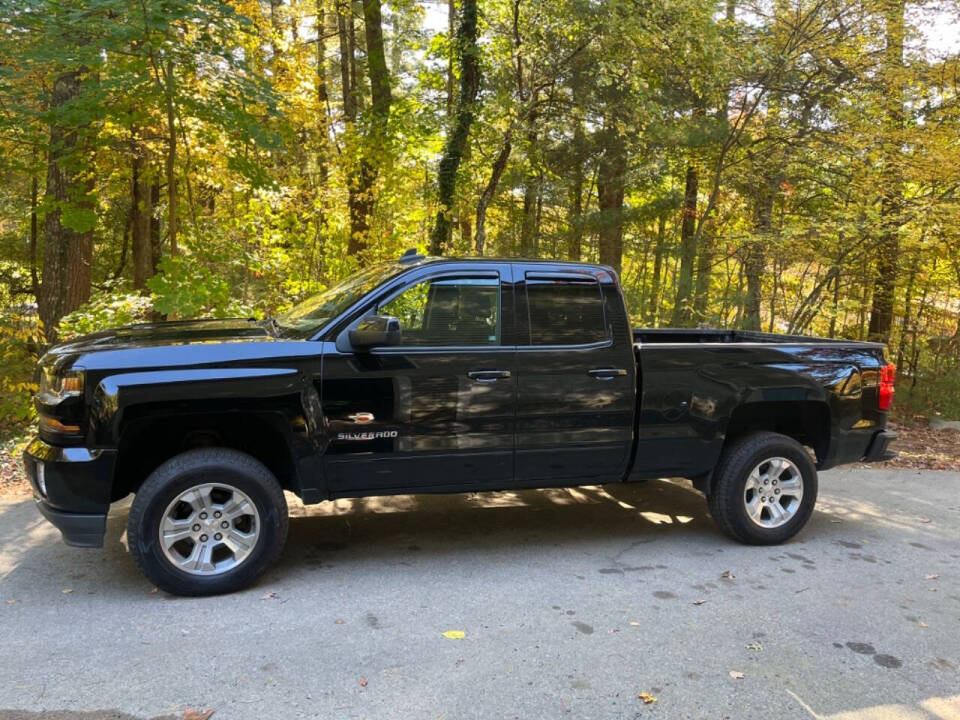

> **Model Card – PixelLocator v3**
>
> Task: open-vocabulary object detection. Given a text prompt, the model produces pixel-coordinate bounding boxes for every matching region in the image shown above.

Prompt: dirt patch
[861,417,960,471]
[0,438,31,498]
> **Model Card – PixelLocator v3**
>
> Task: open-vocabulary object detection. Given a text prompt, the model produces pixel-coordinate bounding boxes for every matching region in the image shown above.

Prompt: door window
[525,278,606,345]
[379,276,500,346]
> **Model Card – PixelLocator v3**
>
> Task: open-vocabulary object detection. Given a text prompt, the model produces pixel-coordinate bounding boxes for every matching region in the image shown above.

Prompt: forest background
[1,0,959,447]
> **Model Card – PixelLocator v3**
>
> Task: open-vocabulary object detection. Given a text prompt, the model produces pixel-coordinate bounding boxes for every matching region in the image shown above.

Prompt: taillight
[878,363,896,410]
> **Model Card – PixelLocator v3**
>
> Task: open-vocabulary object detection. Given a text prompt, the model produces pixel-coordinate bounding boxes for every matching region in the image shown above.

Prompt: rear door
[514,265,636,484]
[321,263,518,494]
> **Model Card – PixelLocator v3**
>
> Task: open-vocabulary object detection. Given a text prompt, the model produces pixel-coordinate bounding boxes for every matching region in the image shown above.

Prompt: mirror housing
[349,315,401,350]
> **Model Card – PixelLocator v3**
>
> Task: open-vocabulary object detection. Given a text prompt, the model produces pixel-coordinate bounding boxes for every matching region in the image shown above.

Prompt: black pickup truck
[24,251,897,595]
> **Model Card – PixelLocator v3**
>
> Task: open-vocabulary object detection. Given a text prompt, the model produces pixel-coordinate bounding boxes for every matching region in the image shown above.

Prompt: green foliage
[58,285,154,339]
[0,309,42,429]
[899,368,960,420]
[147,256,254,319]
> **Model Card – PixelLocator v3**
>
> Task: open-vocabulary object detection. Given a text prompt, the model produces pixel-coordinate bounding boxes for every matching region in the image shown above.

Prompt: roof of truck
[395,250,614,272]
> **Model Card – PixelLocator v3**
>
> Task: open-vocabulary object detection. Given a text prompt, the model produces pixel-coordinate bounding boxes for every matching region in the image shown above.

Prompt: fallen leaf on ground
[919,621,928,628]
[729,670,744,680]
[443,630,466,639]
[61,589,72,595]
[359,677,367,687]
[629,621,641,626]
[261,592,277,600]
[638,691,657,704]
[745,642,762,651]
[924,574,939,580]
[6,599,15,605]
[335,619,345,624]
[182,710,214,720]
[692,599,707,605]
[721,571,735,579]
[919,518,932,523]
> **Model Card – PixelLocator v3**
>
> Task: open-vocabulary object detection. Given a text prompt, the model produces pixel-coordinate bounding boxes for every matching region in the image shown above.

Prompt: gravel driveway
[1,468,958,719]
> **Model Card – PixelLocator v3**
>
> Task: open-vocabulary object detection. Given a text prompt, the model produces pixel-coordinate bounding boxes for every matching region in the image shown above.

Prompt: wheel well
[723,401,830,464]
[113,410,299,501]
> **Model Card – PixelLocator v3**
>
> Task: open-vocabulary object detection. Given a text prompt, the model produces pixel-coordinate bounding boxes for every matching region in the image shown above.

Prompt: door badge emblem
[348,412,375,424]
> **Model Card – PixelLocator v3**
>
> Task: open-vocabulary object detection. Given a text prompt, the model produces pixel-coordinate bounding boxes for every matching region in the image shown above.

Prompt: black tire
[707,431,818,545]
[127,448,288,596]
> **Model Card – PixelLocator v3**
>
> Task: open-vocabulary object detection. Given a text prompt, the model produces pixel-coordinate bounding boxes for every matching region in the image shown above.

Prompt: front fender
[90,367,303,445]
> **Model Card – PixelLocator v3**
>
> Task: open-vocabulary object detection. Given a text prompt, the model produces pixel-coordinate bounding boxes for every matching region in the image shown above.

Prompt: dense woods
[1,0,960,428]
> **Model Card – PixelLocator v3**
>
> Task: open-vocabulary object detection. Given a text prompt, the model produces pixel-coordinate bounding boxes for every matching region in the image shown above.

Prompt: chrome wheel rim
[743,457,804,529]
[159,483,260,576]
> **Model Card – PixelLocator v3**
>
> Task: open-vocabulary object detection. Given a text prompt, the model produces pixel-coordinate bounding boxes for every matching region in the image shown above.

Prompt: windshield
[277,262,403,337]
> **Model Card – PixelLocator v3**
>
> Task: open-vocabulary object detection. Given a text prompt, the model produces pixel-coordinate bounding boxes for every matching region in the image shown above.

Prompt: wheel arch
[112,402,307,502]
[693,400,830,496]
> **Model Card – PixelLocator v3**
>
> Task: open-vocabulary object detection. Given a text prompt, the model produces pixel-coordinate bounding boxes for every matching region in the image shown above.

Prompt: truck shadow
[0,476,904,596]
[283,479,712,555]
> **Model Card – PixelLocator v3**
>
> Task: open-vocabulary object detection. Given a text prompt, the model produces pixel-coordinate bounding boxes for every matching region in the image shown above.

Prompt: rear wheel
[707,432,818,545]
[127,448,288,596]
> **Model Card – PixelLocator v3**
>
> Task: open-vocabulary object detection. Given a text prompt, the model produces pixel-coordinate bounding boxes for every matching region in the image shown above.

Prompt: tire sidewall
[727,439,818,544]
[133,458,285,595]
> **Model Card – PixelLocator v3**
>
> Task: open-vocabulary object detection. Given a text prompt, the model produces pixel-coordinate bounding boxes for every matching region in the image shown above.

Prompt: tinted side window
[379,277,500,346]
[526,278,606,345]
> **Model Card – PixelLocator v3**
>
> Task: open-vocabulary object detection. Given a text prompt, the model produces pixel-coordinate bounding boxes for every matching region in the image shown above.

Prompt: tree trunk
[566,118,586,262]
[867,0,905,343]
[673,163,698,326]
[896,248,919,368]
[474,132,511,255]
[446,0,455,118]
[596,120,626,275]
[150,181,162,271]
[132,150,155,290]
[337,2,356,123]
[30,171,40,298]
[163,59,178,257]
[648,213,665,325]
[364,0,392,119]
[520,167,540,257]
[338,1,363,255]
[430,0,480,255]
[39,71,94,341]
[314,0,330,276]
[744,179,774,331]
[342,0,392,258]
[693,230,713,323]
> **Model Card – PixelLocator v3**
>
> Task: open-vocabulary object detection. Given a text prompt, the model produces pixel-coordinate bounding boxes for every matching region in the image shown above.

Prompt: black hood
[40,318,272,371]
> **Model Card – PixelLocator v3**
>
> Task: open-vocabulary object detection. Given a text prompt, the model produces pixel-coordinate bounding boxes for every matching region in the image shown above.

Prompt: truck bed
[633,328,883,347]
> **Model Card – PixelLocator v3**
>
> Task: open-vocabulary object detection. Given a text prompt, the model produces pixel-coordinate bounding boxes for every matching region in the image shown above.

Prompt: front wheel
[127,448,289,596]
[707,432,818,545]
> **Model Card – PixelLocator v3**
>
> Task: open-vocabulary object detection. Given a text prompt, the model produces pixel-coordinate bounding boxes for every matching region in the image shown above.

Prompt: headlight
[38,367,85,402]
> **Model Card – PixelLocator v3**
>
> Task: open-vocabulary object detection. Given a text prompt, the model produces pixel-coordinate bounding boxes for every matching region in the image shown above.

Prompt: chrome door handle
[588,368,627,380]
[468,370,512,382]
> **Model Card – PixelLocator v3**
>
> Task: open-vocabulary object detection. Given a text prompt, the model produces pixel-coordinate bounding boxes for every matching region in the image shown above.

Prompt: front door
[321,265,517,494]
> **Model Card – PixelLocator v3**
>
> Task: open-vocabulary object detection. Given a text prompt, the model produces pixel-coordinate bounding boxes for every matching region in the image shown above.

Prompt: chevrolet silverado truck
[24,250,897,595]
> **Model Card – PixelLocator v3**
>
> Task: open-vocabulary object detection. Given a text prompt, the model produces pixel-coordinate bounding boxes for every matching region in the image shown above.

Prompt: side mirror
[349,315,401,350]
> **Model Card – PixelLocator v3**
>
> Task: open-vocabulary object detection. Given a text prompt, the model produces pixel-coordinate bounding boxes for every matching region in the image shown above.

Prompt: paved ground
[1,468,958,720]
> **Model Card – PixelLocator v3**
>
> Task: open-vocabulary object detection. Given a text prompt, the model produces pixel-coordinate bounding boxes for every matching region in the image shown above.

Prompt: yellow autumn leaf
[442,630,465,639]
[639,691,657,704]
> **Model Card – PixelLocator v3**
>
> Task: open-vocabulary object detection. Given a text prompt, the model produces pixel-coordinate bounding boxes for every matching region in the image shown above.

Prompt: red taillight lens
[878,363,896,411]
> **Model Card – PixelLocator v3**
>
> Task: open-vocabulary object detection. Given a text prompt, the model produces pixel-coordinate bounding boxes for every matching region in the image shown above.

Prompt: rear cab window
[523,273,607,346]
